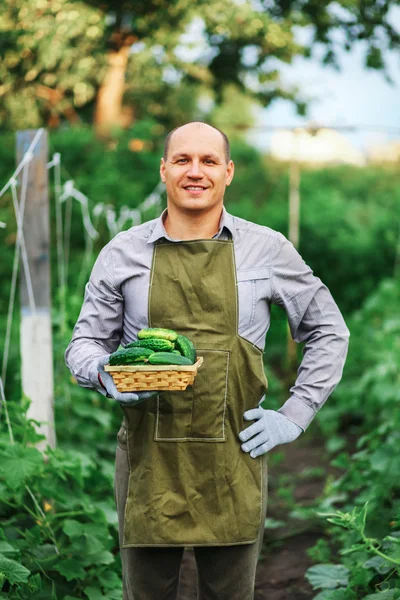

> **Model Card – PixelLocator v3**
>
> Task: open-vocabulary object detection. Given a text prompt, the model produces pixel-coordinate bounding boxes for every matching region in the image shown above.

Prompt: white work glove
[97,355,158,406]
[238,408,303,458]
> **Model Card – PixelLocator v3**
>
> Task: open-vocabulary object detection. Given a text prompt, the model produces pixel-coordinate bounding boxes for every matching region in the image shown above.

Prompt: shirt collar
[147,205,236,244]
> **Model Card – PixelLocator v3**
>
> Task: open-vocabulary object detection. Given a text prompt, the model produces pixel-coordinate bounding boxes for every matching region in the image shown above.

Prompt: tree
[1,0,399,133]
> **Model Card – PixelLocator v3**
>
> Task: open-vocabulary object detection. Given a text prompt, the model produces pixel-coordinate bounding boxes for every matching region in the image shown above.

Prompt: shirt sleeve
[64,244,124,395]
[270,232,350,432]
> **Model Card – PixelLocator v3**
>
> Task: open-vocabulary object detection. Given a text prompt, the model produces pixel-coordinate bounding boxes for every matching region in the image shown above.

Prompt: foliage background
[1,0,400,597]
[0,126,399,597]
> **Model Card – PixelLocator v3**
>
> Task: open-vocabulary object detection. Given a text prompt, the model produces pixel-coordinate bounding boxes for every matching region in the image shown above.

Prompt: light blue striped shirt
[65,206,350,431]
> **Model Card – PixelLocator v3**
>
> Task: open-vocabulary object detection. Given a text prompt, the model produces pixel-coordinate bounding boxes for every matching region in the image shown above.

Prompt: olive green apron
[121,237,268,547]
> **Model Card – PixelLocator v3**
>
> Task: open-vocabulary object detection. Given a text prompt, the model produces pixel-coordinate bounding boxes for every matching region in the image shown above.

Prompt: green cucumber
[148,352,193,366]
[126,338,175,352]
[137,328,178,342]
[109,347,153,365]
[175,334,197,363]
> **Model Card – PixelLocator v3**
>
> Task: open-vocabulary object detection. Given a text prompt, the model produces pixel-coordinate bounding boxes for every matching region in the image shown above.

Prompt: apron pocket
[154,349,229,442]
[154,386,194,441]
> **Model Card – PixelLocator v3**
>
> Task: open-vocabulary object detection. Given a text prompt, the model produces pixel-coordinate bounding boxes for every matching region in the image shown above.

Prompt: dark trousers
[115,445,268,600]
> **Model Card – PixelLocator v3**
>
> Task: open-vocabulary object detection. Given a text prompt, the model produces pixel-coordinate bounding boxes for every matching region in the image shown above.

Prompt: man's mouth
[183,185,208,192]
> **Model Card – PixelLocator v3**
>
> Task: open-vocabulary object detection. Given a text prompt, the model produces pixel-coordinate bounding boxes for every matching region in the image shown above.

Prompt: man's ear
[160,158,166,183]
[226,160,235,186]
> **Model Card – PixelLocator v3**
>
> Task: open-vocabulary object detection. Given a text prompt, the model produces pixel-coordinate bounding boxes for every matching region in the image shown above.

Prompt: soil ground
[177,433,341,600]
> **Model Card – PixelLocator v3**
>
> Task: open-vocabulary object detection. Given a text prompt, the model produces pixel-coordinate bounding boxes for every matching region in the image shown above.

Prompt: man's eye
[177,158,187,163]
[204,159,215,164]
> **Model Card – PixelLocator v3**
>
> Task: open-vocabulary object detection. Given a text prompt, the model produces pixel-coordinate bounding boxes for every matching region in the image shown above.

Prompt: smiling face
[160,122,234,218]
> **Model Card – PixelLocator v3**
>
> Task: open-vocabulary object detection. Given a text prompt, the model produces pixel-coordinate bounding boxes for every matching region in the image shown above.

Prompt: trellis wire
[1,136,164,404]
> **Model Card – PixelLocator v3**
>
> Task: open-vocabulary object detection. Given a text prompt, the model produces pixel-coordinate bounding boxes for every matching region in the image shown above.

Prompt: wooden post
[289,160,300,249]
[16,129,56,450]
[287,130,301,369]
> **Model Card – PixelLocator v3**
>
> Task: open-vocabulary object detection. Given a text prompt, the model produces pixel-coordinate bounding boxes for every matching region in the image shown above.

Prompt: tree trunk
[94,45,132,137]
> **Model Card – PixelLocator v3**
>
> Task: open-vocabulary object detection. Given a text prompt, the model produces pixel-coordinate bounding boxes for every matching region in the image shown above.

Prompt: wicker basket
[104,356,203,392]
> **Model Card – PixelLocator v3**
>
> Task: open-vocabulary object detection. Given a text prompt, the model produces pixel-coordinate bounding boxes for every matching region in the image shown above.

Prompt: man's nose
[187,160,203,177]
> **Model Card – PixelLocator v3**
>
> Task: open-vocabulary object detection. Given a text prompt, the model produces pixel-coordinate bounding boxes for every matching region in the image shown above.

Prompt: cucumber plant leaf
[305,563,350,590]
[0,555,30,585]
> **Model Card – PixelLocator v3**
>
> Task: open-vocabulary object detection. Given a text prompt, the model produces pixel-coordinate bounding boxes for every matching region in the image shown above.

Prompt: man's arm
[65,245,124,397]
[271,232,350,432]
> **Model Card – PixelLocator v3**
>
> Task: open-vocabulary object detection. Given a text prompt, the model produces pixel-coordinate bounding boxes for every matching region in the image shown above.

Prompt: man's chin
[167,193,223,214]
[178,198,211,210]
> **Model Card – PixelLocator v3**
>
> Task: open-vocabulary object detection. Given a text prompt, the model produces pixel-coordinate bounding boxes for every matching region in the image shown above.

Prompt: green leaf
[354,502,369,535]
[97,570,122,591]
[84,521,111,541]
[369,449,400,479]
[0,555,30,585]
[63,520,85,539]
[72,403,111,428]
[91,550,114,565]
[0,541,19,556]
[106,591,124,600]
[82,544,114,567]
[55,558,86,581]
[340,543,366,556]
[364,556,393,575]
[47,449,85,485]
[365,590,400,599]
[264,518,285,529]
[366,46,384,70]
[0,445,43,489]
[326,436,346,454]
[32,543,59,562]
[82,549,114,567]
[385,546,400,561]
[316,511,344,520]
[79,534,114,567]
[94,501,119,527]
[326,517,350,529]
[305,564,350,590]
[27,572,42,593]
[84,587,108,600]
[313,590,349,600]
[383,536,400,545]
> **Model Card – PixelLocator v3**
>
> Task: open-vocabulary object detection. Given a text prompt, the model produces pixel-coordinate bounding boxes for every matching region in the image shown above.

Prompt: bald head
[163,121,230,163]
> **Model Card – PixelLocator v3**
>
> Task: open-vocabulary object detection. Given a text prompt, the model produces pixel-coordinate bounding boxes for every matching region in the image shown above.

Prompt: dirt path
[178,433,339,599]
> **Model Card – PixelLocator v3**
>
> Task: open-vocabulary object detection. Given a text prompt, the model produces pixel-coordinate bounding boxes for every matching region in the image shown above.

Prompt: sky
[248,6,400,154]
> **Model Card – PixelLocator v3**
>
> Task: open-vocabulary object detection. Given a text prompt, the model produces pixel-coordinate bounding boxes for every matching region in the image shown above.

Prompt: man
[65,121,350,600]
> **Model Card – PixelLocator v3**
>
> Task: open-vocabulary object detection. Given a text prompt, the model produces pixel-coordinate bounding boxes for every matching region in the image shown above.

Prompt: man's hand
[97,355,158,406]
[238,408,303,458]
